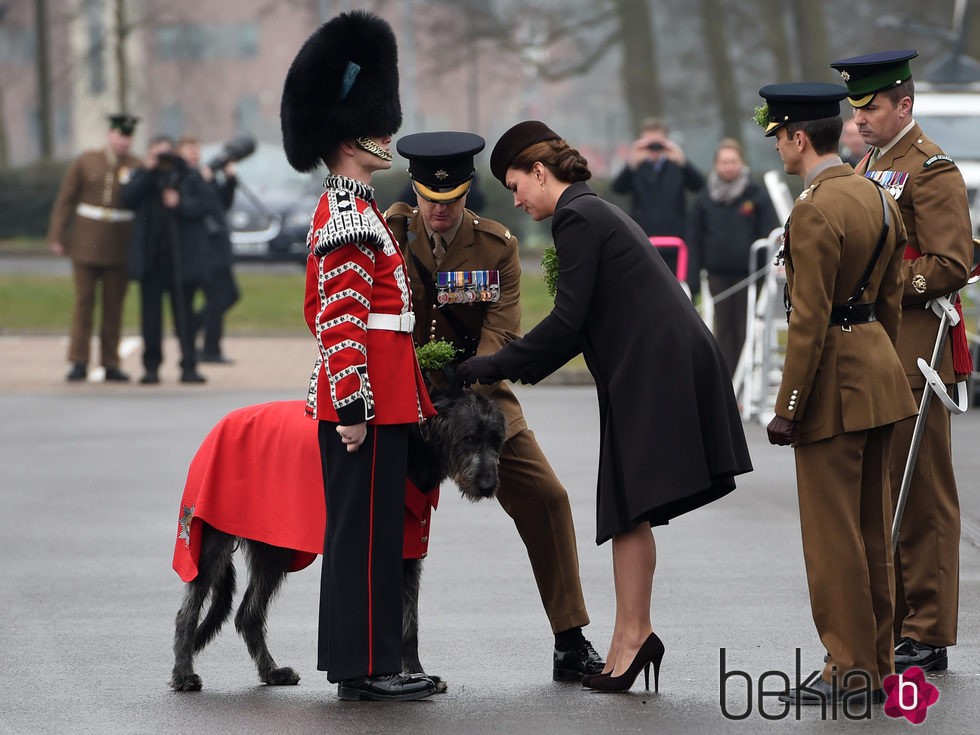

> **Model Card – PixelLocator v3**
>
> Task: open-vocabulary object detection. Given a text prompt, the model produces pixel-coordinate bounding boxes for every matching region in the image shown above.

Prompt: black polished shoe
[66,363,87,382]
[895,637,948,673]
[104,367,130,382]
[778,676,886,706]
[180,370,207,384]
[139,371,160,385]
[554,638,605,681]
[337,673,437,701]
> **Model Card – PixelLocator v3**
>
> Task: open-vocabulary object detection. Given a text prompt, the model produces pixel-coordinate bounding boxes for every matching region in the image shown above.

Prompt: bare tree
[35,0,53,159]
[697,0,741,144]
[757,0,794,79]
[615,0,663,133]
[790,0,831,81]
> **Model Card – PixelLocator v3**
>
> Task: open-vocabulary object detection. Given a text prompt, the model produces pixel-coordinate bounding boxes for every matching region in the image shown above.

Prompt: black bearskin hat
[281,11,402,172]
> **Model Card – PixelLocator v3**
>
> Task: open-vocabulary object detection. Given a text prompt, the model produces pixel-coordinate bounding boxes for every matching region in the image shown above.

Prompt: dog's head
[425,387,506,501]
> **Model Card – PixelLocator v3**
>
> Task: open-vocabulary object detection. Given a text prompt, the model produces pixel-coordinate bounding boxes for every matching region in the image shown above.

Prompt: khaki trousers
[497,429,590,634]
[68,261,129,368]
[889,387,960,646]
[795,426,895,689]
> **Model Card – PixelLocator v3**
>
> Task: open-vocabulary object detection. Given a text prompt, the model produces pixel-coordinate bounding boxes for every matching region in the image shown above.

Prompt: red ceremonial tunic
[171,400,439,582]
[303,175,435,425]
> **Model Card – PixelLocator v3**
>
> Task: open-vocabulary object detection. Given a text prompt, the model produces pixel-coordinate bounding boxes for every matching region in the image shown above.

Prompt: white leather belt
[76,203,135,223]
[367,312,416,333]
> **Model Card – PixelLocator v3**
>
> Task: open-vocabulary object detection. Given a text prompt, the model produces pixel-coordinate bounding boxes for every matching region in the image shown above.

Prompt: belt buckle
[400,312,416,332]
[841,322,852,332]
[102,209,112,222]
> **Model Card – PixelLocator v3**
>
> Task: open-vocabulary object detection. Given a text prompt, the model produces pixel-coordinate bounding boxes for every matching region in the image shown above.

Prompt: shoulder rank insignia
[864,170,909,200]
[923,154,953,168]
[912,274,927,294]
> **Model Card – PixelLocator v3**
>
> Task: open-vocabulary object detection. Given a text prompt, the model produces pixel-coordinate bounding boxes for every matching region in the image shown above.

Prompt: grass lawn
[0,269,558,337]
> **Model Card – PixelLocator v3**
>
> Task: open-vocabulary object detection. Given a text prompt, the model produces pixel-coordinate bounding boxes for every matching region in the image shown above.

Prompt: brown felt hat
[489,120,562,187]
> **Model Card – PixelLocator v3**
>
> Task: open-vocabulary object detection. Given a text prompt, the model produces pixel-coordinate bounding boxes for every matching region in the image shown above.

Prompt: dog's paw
[170,673,203,692]
[264,667,300,686]
[429,674,448,693]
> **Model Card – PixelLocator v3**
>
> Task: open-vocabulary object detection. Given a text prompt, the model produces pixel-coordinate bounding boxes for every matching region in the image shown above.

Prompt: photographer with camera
[121,134,209,385]
[179,135,246,364]
[610,117,704,277]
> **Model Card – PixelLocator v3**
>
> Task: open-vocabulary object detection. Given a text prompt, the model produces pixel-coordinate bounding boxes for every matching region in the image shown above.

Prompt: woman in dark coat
[688,138,779,376]
[458,121,752,693]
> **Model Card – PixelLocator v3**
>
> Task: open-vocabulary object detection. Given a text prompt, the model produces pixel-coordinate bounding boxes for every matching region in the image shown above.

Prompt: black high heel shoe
[581,671,611,688]
[588,633,664,693]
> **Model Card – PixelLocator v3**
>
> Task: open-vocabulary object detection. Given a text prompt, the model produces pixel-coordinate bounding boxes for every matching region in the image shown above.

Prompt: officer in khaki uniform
[47,113,142,382]
[385,131,603,681]
[760,83,917,704]
[831,50,973,673]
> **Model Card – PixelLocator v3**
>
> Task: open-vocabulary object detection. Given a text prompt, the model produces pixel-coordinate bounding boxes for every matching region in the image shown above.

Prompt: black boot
[104,367,130,382]
[66,363,87,382]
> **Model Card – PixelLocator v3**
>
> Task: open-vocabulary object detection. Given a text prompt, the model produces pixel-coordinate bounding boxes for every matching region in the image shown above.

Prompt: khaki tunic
[47,148,142,266]
[776,164,917,442]
[385,202,527,440]
[857,123,973,387]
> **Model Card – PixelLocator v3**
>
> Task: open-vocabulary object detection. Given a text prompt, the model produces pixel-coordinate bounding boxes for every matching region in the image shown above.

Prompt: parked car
[202,142,323,264]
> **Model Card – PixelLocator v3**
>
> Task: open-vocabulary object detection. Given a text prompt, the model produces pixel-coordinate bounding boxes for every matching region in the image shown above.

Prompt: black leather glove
[456,354,503,386]
[767,415,799,446]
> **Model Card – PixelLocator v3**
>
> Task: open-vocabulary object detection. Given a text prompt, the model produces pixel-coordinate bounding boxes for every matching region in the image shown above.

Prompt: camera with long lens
[207,134,257,171]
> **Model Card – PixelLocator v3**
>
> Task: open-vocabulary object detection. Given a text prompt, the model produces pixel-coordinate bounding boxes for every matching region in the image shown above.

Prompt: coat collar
[555,181,596,211]
[873,122,922,170]
[805,158,851,189]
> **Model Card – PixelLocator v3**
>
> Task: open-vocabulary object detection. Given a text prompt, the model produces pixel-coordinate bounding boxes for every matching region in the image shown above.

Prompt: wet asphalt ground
[0,372,978,734]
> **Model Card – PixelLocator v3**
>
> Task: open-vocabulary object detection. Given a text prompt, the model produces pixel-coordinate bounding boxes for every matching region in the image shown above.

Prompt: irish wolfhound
[170,388,505,692]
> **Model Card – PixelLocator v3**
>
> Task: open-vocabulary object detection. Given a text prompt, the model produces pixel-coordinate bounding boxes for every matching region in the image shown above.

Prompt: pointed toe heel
[589,633,665,693]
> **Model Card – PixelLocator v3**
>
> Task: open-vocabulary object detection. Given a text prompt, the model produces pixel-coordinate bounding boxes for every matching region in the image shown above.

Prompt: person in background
[281,10,437,702]
[459,120,752,694]
[687,138,778,376]
[177,136,240,364]
[610,117,704,277]
[121,135,209,385]
[386,131,603,682]
[46,113,142,383]
[840,117,868,167]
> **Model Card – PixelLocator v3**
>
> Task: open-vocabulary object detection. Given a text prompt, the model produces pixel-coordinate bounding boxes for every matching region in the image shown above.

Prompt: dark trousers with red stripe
[317,421,408,682]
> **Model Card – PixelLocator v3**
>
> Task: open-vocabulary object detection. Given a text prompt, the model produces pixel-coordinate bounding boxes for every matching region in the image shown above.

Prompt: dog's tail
[193,553,236,652]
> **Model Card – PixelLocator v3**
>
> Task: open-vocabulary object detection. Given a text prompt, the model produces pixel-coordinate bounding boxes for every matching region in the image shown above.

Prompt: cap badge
[839,70,850,82]
[435,169,449,180]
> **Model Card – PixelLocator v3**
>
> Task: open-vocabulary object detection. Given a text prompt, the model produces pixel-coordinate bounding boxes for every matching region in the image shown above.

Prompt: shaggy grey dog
[170,387,505,693]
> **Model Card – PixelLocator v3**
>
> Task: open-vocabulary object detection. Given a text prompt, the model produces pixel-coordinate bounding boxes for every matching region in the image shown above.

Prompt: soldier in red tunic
[281,11,437,702]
